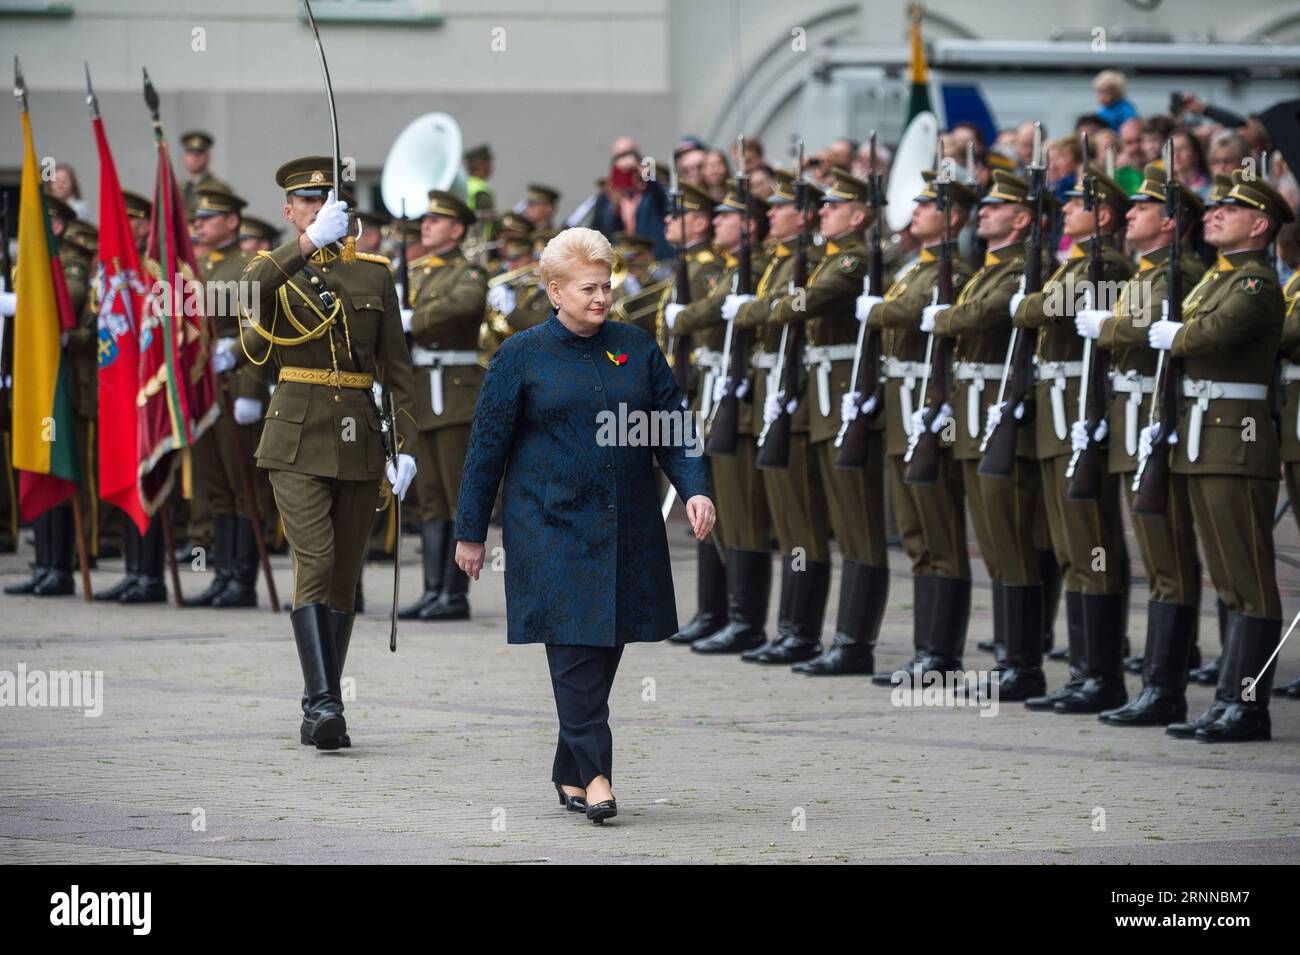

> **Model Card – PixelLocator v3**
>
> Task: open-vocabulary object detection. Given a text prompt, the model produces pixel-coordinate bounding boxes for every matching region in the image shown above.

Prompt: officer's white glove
[841,391,861,423]
[1148,319,1179,351]
[304,190,350,250]
[1074,308,1111,340]
[855,293,884,324]
[400,308,414,333]
[385,452,417,502]
[763,391,781,426]
[233,397,263,425]
[486,284,516,316]
[664,302,685,330]
[0,289,15,318]
[722,293,754,323]
[1008,291,1026,318]
[621,273,642,295]
[712,375,728,406]
[211,338,237,374]
[920,303,949,333]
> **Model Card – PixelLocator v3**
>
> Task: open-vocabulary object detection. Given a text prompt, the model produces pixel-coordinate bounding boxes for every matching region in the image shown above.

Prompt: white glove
[0,290,15,318]
[930,402,954,434]
[712,375,728,406]
[860,394,877,417]
[233,397,263,425]
[1008,291,1026,319]
[304,190,350,250]
[1074,308,1110,340]
[910,408,926,438]
[487,284,516,316]
[621,274,642,295]
[920,303,949,333]
[763,392,781,426]
[385,452,417,502]
[1071,418,1108,453]
[664,302,685,330]
[1148,319,1179,351]
[722,293,754,323]
[841,391,861,423]
[400,308,414,333]
[1139,423,1178,460]
[855,293,883,324]
[211,338,237,374]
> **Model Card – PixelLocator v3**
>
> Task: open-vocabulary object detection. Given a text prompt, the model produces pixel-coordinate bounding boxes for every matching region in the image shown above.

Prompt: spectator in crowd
[589,136,671,258]
[739,136,764,173]
[827,137,858,172]
[852,140,893,185]
[1119,116,1146,168]
[675,137,707,182]
[1075,113,1109,137]
[1014,119,1044,171]
[701,148,731,200]
[749,164,775,200]
[1140,115,1176,169]
[45,164,91,222]
[1092,69,1138,130]
[1172,127,1211,197]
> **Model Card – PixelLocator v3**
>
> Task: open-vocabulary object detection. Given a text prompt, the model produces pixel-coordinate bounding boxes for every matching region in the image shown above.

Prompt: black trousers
[545,643,624,788]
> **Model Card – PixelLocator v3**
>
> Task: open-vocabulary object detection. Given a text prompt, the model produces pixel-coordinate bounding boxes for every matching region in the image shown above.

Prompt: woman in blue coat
[454,227,715,824]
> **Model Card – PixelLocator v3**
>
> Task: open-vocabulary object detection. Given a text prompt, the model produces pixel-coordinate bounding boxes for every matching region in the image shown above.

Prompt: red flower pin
[607,351,628,365]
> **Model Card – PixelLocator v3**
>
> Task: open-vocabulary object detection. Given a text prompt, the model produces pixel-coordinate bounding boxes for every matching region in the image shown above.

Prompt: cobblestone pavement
[2,517,1298,865]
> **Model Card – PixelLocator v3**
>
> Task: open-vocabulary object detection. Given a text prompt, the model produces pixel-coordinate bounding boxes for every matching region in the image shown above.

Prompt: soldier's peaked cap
[275,156,335,197]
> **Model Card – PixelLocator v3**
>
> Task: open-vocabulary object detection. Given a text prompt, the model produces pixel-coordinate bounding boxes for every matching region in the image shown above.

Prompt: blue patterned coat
[454,312,712,646]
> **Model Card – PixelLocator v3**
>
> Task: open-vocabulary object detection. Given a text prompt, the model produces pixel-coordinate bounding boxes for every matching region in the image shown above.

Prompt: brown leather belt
[278,366,374,389]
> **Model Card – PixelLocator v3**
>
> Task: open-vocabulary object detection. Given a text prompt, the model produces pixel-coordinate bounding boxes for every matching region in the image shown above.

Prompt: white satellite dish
[380,111,467,217]
[886,111,939,233]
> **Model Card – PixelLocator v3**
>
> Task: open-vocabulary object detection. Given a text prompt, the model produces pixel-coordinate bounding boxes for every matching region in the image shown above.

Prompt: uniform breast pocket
[1199,421,1248,466]
[349,294,386,344]
[258,392,309,464]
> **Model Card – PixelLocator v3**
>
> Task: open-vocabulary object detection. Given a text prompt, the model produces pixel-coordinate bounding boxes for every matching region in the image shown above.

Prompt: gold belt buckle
[326,369,343,388]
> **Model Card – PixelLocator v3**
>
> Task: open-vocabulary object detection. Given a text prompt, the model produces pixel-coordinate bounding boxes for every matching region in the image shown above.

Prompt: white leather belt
[885,358,926,434]
[804,344,858,418]
[1111,369,1156,457]
[1182,377,1269,463]
[1281,362,1300,384]
[693,347,725,419]
[409,347,480,416]
[752,352,778,370]
[955,362,1004,438]
[1035,359,1084,441]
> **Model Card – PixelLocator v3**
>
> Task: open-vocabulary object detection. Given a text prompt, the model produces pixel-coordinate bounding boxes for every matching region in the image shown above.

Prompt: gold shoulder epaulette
[694,249,715,264]
[356,252,391,266]
[409,253,431,269]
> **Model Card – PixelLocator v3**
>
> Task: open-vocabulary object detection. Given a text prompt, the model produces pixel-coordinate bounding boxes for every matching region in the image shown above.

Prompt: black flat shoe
[555,784,587,813]
[586,799,617,824]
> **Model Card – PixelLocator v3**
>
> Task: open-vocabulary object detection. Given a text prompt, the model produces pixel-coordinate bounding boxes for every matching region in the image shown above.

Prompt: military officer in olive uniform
[397,189,487,622]
[485,231,550,340]
[930,170,1047,698]
[183,182,270,608]
[180,131,229,207]
[712,169,832,657]
[1277,255,1300,699]
[5,197,85,596]
[1150,170,1293,742]
[239,157,418,749]
[663,180,774,656]
[239,215,282,255]
[1013,164,1135,714]
[654,180,729,646]
[1074,163,1208,725]
[862,170,976,683]
[521,183,561,232]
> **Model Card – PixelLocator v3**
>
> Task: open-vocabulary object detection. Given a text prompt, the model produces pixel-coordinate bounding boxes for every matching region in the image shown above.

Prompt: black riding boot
[1055,592,1128,713]
[183,513,234,606]
[421,523,469,620]
[1101,601,1195,726]
[1026,590,1086,709]
[1192,613,1279,743]
[293,603,346,749]
[399,521,447,619]
[794,561,889,675]
[668,541,727,644]
[1189,598,1227,685]
[918,576,971,674]
[96,515,140,601]
[872,575,937,685]
[747,560,830,664]
[735,555,794,659]
[121,516,167,603]
[1040,549,1066,658]
[33,504,74,596]
[997,583,1047,700]
[4,512,52,594]
[212,517,259,607]
[302,609,356,748]
[692,548,771,655]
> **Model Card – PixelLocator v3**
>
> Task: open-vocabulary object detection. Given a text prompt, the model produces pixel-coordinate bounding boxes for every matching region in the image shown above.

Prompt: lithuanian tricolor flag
[12,104,80,521]
[906,2,933,123]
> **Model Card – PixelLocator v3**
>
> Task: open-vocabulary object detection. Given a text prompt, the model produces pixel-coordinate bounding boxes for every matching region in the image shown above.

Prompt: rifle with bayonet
[835,131,885,468]
[756,141,812,470]
[1065,132,1108,500]
[979,122,1045,478]
[395,199,411,309]
[668,161,693,394]
[705,134,752,456]
[1131,138,1185,515]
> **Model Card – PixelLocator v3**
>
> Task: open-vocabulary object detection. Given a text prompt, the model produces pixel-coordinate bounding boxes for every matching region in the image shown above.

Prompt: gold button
[274,410,279,416]
[335,394,342,402]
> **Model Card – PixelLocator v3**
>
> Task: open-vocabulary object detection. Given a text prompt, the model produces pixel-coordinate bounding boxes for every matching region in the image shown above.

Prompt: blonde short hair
[539,227,615,286]
[1093,69,1126,97]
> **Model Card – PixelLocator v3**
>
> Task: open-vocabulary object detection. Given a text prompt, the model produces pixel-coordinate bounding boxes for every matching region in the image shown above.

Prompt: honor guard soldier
[353,207,389,256]
[1150,170,1293,741]
[930,170,1047,698]
[180,131,229,207]
[521,183,561,232]
[790,168,892,674]
[1074,162,1208,725]
[1013,163,1135,714]
[398,189,487,622]
[655,180,729,647]
[663,180,775,658]
[183,182,269,608]
[862,170,976,684]
[6,196,85,597]
[239,157,418,749]
[1278,254,1300,699]
[239,215,282,255]
[710,169,832,658]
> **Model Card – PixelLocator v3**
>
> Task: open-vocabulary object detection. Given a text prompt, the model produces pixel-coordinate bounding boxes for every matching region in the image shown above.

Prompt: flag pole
[70,495,92,601]
[159,505,184,608]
